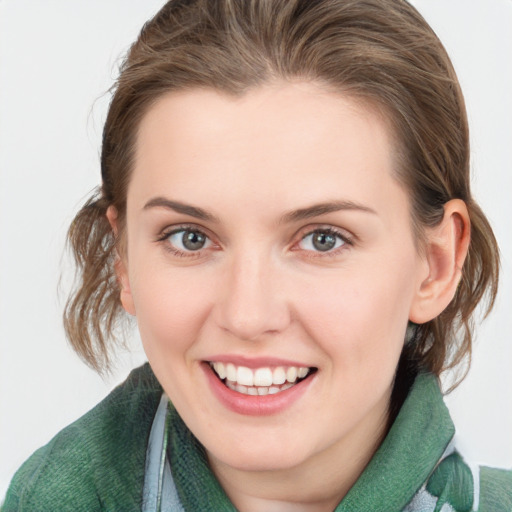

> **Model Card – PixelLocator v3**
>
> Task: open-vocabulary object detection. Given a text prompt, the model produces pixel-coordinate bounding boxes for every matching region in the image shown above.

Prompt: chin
[206,437,315,473]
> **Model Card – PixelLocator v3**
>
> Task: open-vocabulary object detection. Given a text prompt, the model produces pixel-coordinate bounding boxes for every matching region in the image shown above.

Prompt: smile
[209,361,316,396]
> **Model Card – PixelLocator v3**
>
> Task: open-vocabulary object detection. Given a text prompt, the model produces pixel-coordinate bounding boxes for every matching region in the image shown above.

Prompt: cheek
[129,264,214,358]
[296,255,417,372]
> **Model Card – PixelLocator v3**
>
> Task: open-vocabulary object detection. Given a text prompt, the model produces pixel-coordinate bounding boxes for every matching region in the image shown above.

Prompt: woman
[2,0,510,510]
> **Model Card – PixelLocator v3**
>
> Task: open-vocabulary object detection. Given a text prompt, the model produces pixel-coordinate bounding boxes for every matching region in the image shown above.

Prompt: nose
[214,252,291,341]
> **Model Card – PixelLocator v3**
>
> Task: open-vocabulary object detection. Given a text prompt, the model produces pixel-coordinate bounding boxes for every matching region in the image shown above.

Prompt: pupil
[313,232,336,251]
[182,231,205,250]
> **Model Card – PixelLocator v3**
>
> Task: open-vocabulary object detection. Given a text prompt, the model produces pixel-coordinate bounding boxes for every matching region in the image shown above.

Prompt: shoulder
[424,451,512,512]
[1,427,98,512]
[478,466,512,511]
[2,363,162,512]
[396,374,511,512]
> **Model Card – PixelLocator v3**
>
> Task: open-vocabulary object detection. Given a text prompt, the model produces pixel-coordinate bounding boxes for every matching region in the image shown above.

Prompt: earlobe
[114,260,136,316]
[409,199,470,324]
[106,206,136,316]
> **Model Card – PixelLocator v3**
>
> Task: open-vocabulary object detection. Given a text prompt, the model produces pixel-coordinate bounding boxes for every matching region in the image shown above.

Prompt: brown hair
[64,0,499,378]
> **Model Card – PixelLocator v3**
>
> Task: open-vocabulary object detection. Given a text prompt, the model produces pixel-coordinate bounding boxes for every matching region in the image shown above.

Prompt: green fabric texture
[479,466,512,511]
[2,364,162,512]
[169,407,237,511]
[426,452,473,511]
[335,373,454,511]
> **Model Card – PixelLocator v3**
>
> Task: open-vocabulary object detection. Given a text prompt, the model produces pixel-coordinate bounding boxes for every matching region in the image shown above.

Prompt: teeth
[272,367,286,385]
[286,366,298,383]
[226,363,237,382]
[298,367,309,379]
[213,362,226,380]
[254,368,272,387]
[237,366,254,386]
[210,361,313,396]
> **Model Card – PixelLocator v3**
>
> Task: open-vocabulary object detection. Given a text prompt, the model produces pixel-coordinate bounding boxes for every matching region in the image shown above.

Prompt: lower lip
[202,363,315,416]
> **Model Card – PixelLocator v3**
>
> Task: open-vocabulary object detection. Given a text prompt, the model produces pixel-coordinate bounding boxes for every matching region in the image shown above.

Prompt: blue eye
[298,230,346,252]
[167,229,212,252]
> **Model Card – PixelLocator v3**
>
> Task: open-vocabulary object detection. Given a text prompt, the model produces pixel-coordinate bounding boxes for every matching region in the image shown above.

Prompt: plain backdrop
[0,0,511,498]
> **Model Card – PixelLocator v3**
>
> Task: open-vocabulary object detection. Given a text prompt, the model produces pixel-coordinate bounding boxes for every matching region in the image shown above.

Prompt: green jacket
[2,364,511,511]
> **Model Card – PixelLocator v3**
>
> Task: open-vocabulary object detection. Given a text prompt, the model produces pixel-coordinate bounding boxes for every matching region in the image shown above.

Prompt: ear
[409,199,470,324]
[106,206,136,316]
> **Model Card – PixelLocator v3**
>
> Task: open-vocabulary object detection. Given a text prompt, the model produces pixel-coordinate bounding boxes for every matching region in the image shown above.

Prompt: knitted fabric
[2,364,162,511]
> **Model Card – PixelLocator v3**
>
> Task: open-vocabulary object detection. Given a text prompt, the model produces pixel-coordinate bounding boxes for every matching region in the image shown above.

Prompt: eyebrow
[143,197,219,222]
[143,197,376,224]
[280,201,377,223]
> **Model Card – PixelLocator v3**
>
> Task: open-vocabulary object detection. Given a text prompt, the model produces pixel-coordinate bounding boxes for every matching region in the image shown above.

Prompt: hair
[64,0,499,382]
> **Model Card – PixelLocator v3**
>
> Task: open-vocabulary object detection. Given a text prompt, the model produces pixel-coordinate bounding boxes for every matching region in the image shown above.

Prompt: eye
[298,229,346,252]
[166,228,212,252]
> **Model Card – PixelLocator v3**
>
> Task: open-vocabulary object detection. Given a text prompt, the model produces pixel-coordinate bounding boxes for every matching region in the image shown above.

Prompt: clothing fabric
[2,363,511,511]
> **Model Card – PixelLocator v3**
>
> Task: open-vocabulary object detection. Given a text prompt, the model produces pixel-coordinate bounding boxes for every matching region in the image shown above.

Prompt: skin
[108,82,469,511]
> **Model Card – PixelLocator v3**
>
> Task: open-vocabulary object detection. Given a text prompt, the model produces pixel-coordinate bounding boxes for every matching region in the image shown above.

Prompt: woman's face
[119,82,429,473]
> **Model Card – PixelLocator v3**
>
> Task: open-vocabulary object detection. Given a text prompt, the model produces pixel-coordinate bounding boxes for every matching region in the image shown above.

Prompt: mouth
[208,361,317,396]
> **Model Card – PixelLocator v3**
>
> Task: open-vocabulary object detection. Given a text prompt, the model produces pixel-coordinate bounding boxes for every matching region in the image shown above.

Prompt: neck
[207,394,390,512]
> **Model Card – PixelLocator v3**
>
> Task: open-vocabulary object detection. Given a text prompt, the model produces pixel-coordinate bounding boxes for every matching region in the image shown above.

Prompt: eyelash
[156,224,214,259]
[156,224,353,259]
[294,227,353,258]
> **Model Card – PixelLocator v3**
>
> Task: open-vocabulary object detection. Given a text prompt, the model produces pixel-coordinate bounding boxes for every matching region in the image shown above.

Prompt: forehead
[136,82,395,159]
[130,82,408,223]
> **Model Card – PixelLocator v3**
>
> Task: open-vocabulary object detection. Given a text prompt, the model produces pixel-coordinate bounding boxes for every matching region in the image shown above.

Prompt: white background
[0,0,511,498]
